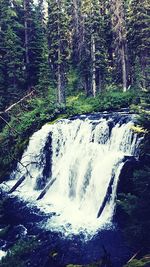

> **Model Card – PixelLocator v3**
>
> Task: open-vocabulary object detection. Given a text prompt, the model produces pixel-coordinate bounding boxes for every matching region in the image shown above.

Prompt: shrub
[0,237,38,267]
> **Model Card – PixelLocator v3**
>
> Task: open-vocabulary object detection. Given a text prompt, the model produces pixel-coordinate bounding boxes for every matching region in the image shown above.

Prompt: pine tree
[0,0,8,109]
[34,0,51,95]
[0,0,25,110]
[47,0,70,103]
[91,0,108,95]
[69,0,81,65]
[128,0,150,90]
[23,0,36,89]
[23,0,51,92]
[78,0,107,96]
[110,0,129,92]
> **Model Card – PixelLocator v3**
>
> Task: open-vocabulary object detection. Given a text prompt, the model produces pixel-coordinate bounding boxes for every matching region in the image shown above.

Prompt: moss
[131,125,148,134]
[47,114,68,124]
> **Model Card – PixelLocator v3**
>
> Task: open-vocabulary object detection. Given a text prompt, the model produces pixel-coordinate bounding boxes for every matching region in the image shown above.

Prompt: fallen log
[127,249,142,263]
[97,173,115,218]
[0,90,35,133]
[8,176,26,194]
[0,115,19,134]
[37,178,56,200]
[0,90,34,115]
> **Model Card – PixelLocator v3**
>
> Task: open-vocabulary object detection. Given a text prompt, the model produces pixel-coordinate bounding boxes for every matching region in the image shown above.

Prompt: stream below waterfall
[0,112,142,266]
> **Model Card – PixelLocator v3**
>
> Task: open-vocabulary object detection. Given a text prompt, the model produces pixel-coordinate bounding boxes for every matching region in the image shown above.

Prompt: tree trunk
[57,38,64,103]
[57,64,65,104]
[98,70,102,93]
[57,0,65,104]
[73,0,79,36]
[57,62,62,104]
[121,43,127,92]
[140,51,147,89]
[110,0,129,92]
[38,0,45,22]
[23,0,29,65]
[91,34,96,97]
[72,0,80,63]
[84,74,90,97]
[79,10,85,60]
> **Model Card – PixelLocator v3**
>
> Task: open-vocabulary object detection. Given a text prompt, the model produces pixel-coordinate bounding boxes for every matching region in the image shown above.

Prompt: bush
[0,237,38,267]
[66,90,136,115]
[0,89,62,181]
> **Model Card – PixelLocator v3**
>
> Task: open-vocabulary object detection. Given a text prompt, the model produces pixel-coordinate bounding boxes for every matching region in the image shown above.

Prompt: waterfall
[7,114,140,235]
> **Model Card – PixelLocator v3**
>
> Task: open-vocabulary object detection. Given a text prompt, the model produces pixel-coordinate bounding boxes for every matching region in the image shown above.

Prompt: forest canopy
[0,0,149,110]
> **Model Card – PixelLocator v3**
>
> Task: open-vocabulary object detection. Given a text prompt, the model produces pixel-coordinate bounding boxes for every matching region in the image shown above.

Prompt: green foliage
[47,0,70,102]
[0,0,149,109]
[123,256,150,267]
[78,0,109,94]
[28,3,51,91]
[67,68,80,95]
[0,0,25,110]
[127,0,150,90]
[0,237,38,267]
[66,91,136,115]
[117,166,150,246]
[0,89,61,181]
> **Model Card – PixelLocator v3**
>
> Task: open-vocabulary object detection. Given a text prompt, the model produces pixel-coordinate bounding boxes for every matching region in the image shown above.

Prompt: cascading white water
[7,114,140,235]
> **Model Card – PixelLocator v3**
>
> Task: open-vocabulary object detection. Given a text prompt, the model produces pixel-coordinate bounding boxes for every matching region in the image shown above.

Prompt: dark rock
[5,225,27,242]
[117,158,138,195]
[35,133,53,190]
[0,239,6,248]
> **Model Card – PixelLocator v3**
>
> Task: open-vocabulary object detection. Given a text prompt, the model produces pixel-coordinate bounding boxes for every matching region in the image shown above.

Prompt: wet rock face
[6,225,27,242]
[70,109,134,124]
[35,133,52,190]
[117,158,138,196]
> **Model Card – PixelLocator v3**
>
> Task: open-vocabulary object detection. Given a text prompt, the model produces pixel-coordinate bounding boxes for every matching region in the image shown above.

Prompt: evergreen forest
[0,0,150,266]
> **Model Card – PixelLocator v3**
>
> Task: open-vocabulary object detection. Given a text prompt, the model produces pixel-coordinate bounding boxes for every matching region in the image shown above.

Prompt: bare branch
[2,90,34,114]
[0,115,19,135]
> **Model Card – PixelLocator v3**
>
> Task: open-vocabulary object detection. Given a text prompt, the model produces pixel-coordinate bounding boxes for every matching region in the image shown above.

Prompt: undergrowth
[66,90,137,115]
[0,237,38,267]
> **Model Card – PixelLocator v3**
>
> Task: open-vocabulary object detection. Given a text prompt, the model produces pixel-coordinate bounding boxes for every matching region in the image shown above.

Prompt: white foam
[4,117,139,236]
[0,250,6,260]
